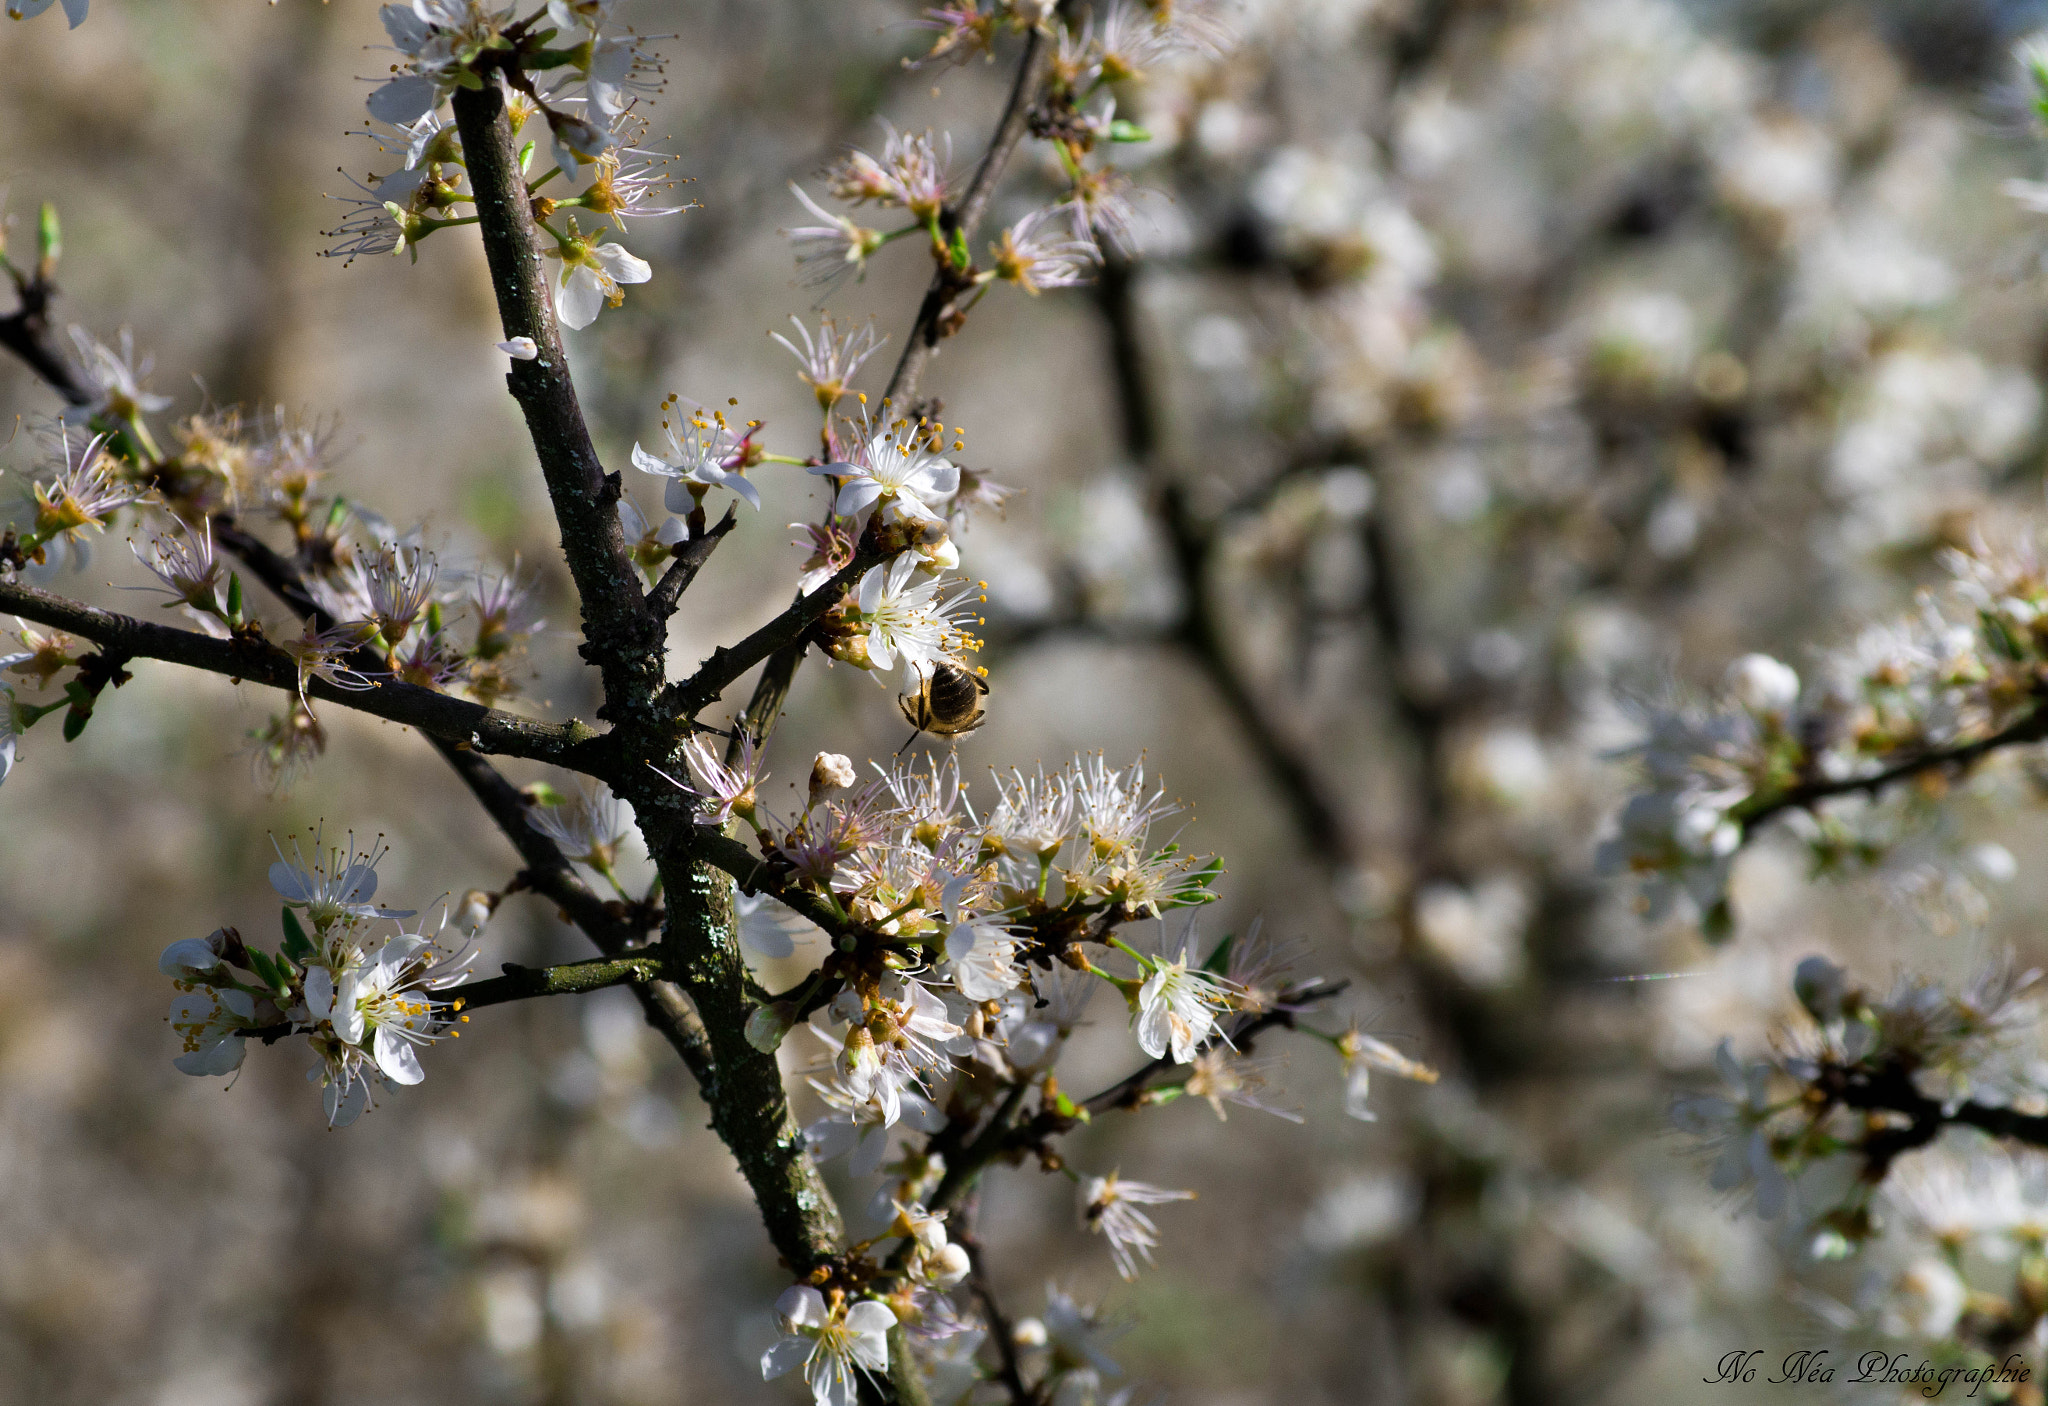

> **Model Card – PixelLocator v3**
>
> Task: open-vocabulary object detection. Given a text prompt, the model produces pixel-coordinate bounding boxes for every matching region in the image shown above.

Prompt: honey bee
[898,656,990,742]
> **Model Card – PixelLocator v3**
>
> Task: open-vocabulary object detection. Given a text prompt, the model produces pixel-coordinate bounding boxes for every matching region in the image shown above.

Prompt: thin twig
[648,501,738,618]
[0,575,607,769]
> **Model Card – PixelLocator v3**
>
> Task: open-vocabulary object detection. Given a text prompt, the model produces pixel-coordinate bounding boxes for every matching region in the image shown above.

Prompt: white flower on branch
[631,404,761,511]
[760,1285,896,1406]
[946,919,1027,1001]
[69,326,171,422]
[665,731,766,827]
[301,927,470,1127]
[27,431,146,552]
[277,619,383,708]
[527,784,632,875]
[991,203,1101,294]
[847,557,983,681]
[785,184,887,289]
[771,315,886,413]
[545,220,651,330]
[803,1070,941,1175]
[130,519,226,618]
[1132,930,1237,1064]
[1336,1026,1439,1122]
[270,831,415,935]
[168,985,260,1078]
[1081,1172,1195,1280]
[811,420,961,527]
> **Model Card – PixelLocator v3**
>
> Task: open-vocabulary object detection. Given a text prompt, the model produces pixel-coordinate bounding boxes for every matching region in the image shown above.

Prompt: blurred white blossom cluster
[1601,527,2048,934]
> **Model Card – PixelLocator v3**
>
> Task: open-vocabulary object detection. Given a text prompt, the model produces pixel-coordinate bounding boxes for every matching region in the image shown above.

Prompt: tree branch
[727,27,1057,770]
[444,950,665,1010]
[450,78,663,728]
[647,501,737,618]
[1734,706,2048,835]
[664,544,882,718]
[0,269,96,406]
[0,575,607,770]
[1092,255,1356,868]
[881,28,1051,404]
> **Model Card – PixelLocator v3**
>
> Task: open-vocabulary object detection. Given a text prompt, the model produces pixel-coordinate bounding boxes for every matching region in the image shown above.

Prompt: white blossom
[760,1286,896,1406]
[1081,1173,1194,1280]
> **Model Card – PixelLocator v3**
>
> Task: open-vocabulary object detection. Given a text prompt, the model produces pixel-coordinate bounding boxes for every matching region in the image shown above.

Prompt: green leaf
[61,707,88,742]
[1107,119,1152,143]
[948,226,970,270]
[280,907,313,962]
[225,571,244,626]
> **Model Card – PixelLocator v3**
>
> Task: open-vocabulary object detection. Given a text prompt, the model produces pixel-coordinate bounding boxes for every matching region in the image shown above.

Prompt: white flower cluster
[160,833,477,1126]
[1676,954,2048,1231]
[1603,532,2048,930]
[331,2,684,328]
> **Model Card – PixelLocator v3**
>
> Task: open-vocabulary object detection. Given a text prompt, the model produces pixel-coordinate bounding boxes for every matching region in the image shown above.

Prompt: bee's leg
[893,729,923,761]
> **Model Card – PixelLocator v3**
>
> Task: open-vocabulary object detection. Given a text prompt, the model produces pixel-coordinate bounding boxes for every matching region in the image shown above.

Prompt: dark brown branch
[450,79,664,728]
[647,501,737,618]
[0,575,607,769]
[1734,706,2048,835]
[0,269,97,406]
[431,738,713,1085]
[664,544,882,717]
[1823,1057,2048,1180]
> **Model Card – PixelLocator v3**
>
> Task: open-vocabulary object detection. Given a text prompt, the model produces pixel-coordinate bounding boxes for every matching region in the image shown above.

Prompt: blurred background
[11,0,2048,1401]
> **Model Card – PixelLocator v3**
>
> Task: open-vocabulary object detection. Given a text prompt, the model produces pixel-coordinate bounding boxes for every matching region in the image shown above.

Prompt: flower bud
[745,1001,797,1053]
[1724,653,1799,721]
[456,889,498,934]
[1011,1317,1047,1349]
[810,752,857,806]
[923,1242,970,1289]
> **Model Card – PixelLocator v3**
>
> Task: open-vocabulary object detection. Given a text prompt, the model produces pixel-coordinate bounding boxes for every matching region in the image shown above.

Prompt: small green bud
[36,201,60,277]
[1107,119,1152,143]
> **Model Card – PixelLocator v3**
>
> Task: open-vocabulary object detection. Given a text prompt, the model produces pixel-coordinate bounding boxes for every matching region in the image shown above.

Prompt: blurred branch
[1823,1056,2048,1179]
[960,1227,1034,1406]
[1092,255,1357,868]
[0,575,610,769]
[0,263,95,405]
[1733,705,2048,836]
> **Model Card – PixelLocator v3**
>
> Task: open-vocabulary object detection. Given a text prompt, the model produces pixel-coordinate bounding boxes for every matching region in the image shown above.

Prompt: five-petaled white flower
[760,1285,896,1406]
[851,557,980,680]
[270,832,415,935]
[547,227,652,330]
[811,426,959,526]
[1132,933,1236,1064]
[632,412,761,511]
